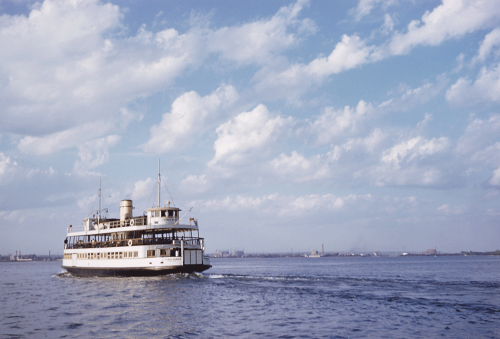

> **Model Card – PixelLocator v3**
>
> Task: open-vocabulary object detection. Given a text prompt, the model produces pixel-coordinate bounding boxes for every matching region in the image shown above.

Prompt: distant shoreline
[1,250,498,262]
[210,251,500,259]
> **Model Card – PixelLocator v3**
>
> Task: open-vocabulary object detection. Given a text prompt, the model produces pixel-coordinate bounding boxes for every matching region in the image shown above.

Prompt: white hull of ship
[61,247,211,277]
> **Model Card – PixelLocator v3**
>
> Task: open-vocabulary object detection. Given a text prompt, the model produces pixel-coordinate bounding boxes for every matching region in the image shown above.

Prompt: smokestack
[322,244,324,256]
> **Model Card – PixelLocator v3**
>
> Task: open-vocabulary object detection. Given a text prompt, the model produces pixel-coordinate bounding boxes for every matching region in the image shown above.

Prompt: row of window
[147,249,180,258]
[77,251,139,259]
[65,249,181,260]
[151,210,178,218]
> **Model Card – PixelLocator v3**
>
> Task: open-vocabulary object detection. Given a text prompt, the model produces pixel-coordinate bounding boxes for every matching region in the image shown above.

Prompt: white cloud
[437,204,465,215]
[381,136,450,167]
[131,178,154,200]
[388,0,500,55]
[142,84,238,153]
[490,167,500,186]
[254,0,498,102]
[379,76,448,113]
[0,153,18,184]
[27,166,56,178]
[180,174,210,194]
[1,0,312,156]
[457,116,500,186]
[456,115,500,156]
[209,104,293,167]
[208,0,315,65]
[254,35,381,101]
[0,0,123,134]
[352,0,399,22]
[77,193,98,211]
[381,13,395,34]
[470,142,500,166]
[375,136,451,186]
[280,193,345,215]
[446,62,500,105]
[269,149,339,182]
[358,128,386,153]
[0,210,26,225]
[472,28,500,64]
[305,100,373,145]
[73,135,121,176]
[196,192,418,220]
[268,127,386,184]
[200,194,279,212]
[189,78,446,188]
[17,108,138,155]
[308,35,381,75]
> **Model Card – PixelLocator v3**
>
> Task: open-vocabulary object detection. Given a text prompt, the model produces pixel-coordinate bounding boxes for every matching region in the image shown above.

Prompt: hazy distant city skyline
[1,0,500,255]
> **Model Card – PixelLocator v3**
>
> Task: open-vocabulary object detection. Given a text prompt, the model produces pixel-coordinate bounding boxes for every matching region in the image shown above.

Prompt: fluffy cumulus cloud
[374,136,452,186]
[208,0,316,65]
[196,192,419,221]
[352,0,400,21]
[472,28,500,64]
[255,0,500,101]
[437,204,465,215]
[308,35,381,75]
[192,78,447,187]
[268,149,340,183]
[18,108,137,155]
[388,0,500,55]
[305,100,373,145]
[457,115,500,186]
[142,84,238,153]
[456,115,500,156]
[253,35,382,100]
[378,76,449,113]
[181,174,210,194]
[1,0,312,157]
[0,0,192,155]
[73,135,121,175]
[490,167,500,186]
[3,0,500,254]
[200,194,280,212]
[131,178,154,201]
[446,63,500,105]
[209,104,293,168]
[0,153,18,184]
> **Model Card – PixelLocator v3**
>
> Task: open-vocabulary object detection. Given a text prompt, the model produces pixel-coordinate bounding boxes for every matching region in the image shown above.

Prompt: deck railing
[68,216,149,233]
[66,237,203,249]
[67,216,196,233]
[104,216,148,228]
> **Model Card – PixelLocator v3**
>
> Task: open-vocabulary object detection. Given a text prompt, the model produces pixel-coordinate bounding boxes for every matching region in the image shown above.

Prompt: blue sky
[1,0,500,255]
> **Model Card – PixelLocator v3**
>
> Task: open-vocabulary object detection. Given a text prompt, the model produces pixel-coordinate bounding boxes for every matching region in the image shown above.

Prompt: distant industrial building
[213,249,245,257]
[231,249,244,257]
[421,247,438,255]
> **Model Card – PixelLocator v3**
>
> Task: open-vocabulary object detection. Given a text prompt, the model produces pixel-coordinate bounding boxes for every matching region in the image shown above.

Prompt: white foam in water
[208,274,226,279]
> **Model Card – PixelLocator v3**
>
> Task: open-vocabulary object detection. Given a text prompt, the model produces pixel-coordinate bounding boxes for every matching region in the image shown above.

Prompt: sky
[1,0,500,255]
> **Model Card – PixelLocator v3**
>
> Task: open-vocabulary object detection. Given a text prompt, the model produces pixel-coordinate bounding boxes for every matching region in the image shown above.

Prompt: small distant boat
[62,161,211,277]
[305,250,321,258]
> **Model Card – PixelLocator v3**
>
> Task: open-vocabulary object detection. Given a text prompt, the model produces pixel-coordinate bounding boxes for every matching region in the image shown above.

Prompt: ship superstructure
[62,162,211,277]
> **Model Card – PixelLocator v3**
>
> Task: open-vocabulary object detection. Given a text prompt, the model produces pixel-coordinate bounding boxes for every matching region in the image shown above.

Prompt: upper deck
[67,202,199,236]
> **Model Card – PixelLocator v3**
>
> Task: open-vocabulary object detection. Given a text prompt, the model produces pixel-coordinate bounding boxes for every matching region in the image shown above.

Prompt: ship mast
[98,177,101,234]
[158,159,161,208]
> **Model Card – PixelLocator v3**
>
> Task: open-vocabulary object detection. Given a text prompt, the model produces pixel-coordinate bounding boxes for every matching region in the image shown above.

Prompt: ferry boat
[61,163,211,277]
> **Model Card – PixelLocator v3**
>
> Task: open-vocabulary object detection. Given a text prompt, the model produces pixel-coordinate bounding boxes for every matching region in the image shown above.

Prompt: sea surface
[1,256,499,338]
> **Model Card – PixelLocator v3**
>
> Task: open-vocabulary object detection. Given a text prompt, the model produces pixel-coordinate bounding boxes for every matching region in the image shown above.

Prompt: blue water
[1,256,499,338]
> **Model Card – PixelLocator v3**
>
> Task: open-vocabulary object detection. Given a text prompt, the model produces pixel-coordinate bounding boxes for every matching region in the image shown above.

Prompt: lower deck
[62,264,211,277]
[62,245,211,276]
